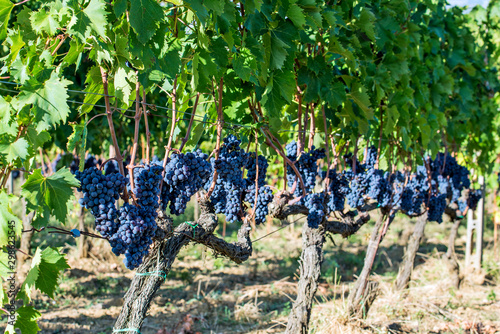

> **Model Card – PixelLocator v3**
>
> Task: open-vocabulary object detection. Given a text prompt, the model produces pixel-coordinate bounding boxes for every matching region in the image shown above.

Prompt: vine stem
[322,105,332,191]
[249,101,307,197]
[251,131,259,222]
[166,77,178,154]
[205,77,224,200]
[302,103,308,149]
[160,77,178,194]
[297,92,303,155]
[375,107,383,169]
[143,90,150,164]
[51,35,67,56]
[100,67,128,201]
[308,103,315,150]
[353,136,360,174]
[127,76,142,193]
[179,92,200,152]
[260,128,306,197]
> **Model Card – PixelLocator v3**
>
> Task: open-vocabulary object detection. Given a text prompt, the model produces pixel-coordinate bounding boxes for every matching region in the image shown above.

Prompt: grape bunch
[252,186,274,224]
[109,203,157,269]
[75,167,127,237]
[244,154,274,224]
[285,141,326,200]
[162,150,212,215]
[110,163,163,269]
[345,171,370,208]
[244,153,268,203]
[325,170,350,212]
[304,193,325,228]
[427,193,447,223]
[205,135,247,223]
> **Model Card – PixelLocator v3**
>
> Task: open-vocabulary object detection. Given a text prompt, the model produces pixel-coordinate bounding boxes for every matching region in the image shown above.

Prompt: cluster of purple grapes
[304,193,325,228]
[110,164,163,269]
[244,154,273,224]
[285,141,326,199]
[285,141,328,227]
[162,150,212,215]
[205,135,247,223]
[325,171,350,212]
[75,167,127,237]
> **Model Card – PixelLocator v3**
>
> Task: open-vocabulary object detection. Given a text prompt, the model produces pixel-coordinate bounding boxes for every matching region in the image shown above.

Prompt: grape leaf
[114,66,133,103]
[30,7,60,35]
[14,306,41,334]
[68,0,108,41]
[21,168,80,223]
[204,0,224,14]
[84,0,108,39]
[14,73,72,132]
[0,0,13,39]
[0,138,29,163]
[287,4,306,28]
[0,192,21,248]
[26,127,51,150]
[129,0,164,44]
[67,123,85,152]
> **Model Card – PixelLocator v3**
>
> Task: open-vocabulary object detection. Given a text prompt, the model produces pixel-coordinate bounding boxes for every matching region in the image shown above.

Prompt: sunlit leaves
[21,168,80,224]
[0,0,13,39]
[14,73,72,132]
[129,0,165,44]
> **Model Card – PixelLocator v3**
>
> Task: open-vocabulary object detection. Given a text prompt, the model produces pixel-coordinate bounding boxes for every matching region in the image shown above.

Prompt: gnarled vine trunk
[347,214,392,318]
[444,218,463,289]
[395,213,427,290]
[285,224,326,334]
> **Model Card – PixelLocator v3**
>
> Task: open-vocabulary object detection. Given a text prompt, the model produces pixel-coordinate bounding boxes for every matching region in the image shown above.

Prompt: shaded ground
[4,213,500,333]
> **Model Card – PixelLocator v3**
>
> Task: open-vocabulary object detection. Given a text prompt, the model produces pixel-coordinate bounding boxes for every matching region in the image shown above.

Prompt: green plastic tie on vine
[186,222,199,238]
[135,271,167,279]
[113,328,141,333]
[377,204,380,208]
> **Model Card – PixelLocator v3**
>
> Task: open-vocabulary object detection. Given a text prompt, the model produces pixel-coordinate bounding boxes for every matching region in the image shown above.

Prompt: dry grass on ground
[4,215,500,334]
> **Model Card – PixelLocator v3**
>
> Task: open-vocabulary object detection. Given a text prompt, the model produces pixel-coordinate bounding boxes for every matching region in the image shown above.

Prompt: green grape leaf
[11,58,29,85]
[26,127,51,150]
[114,0,127,17]
[286,4,306,28]
[14,306,41,334]
[3,29,25,67]
[21,168,79,224]
[129,0,164,44]
[17,247,42,303]
[84,0,108,39]
[0,192,21,248]
[14,73,72,132]
[0,0,13,39]
[261,71,295,118]
[0,138,29,163]
[263,32,289,70]
[30,7,60,35]
[69,0,108,41]
[114,66,133,103]
[67,123,86,152]
[204,0,224,14]
[348,82,371,113]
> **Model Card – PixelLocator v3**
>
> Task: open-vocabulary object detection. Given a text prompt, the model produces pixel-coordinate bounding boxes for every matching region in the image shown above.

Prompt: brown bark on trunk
[114,208,218,333]
[285,224,326,334]
[444,218,463,289]
[395,213,427,290]
[347,214,392,318]
[17,197,34,272]
[78,205,90,258]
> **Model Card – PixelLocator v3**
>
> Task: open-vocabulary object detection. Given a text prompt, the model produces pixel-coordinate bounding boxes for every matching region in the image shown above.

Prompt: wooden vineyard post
[465,176,485,271]
[494,210,499,261]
